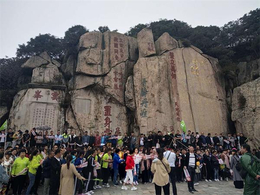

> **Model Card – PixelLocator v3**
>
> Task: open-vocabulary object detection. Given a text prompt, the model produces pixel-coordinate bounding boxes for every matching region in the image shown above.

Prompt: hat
[232,148,237,152]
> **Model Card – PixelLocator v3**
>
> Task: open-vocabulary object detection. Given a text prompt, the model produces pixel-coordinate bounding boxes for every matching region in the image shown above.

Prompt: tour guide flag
[0,120,7,131]
[180,120,186,133]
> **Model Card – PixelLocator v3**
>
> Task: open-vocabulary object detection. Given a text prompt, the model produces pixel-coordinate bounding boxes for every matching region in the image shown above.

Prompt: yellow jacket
[28,156,40,175]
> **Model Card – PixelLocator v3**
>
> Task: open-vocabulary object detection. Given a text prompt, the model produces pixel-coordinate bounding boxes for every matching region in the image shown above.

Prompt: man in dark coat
[49,149,61,195]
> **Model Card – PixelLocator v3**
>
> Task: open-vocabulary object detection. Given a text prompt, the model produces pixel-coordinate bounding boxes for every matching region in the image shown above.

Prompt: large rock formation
[231,78,260,148]
[8,29,228,136]
[133,30,227,134]
[237,59,260,86]
[9,52,66,132]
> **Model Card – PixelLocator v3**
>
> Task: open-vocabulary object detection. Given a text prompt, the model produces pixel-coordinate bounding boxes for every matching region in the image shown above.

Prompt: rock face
[66,88,127,134]
[133,43,228,134]
[137,28,156,57]
[237,59,260,86]
[9,88,65,132]
[9,52,66,132]
[231,78,260,148]
[8,29,229,137]
[31,65,64,85]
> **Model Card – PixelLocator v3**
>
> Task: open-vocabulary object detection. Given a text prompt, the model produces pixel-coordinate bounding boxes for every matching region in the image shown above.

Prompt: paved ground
[92,181,243,195]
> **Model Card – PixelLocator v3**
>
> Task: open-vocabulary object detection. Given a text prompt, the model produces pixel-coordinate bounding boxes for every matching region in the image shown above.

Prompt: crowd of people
[0,127,259,195]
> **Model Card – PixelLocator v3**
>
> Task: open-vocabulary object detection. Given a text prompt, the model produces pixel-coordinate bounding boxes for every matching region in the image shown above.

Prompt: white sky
[0,0,259,58]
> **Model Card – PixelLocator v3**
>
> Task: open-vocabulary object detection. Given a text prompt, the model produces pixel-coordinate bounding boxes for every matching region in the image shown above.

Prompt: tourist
[141,148,150,184]
[26,149,42,195]
[95,132,101,147]
[164,147,177,195]
[47,130,55,149]
[213,133,220,150]
[59,154,86,195]
[184,146,198,193]
[29,128,37,147]
[42,150,54,195]
[89,132,96,147]
[133,148,142,185]
[203,150,212,182]
[123,133,130,148]
[151,148,171,195]
[240,144,260,195]
[11,149,29,195]
[62,131,69,146]
[130,132,136,151]
[113,148,124,185]
[0,131,5,148]
[175,149,183,182]
[22,130,30,147]
[239,133,247,146]
[2,151,12,194]
[0,152,10,194]
[6,128,14,148]
[117,132,123,148]
[54,130,62,147]
[211,150,220,181]
[82,131,90,146]
[35,131,43,148]
[68,130,77,149]
[206,133,213,148]
[42,131,49,147]
[175,130,182,149]
[49,149,61,195]
[121,149,137,191]
[194,149,203,186]
[102,148,113,187]
[230,148,243,189]
[83,149,96,194]
[94,148,102,189]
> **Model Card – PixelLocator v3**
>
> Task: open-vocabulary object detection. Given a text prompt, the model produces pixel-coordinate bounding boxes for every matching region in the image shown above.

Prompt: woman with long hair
[59,154,86,195]
[26,149,42,195]
[151,148,171,195]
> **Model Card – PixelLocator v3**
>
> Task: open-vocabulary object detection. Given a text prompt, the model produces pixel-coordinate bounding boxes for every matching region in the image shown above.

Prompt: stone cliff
[8,29,228,136]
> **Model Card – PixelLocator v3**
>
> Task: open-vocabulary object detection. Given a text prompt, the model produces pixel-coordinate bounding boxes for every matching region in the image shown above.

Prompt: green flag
[0,120,7,131]
[180,120,186,133]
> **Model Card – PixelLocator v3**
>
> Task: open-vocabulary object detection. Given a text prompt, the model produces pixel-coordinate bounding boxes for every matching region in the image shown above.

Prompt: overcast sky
[0,0,259,58]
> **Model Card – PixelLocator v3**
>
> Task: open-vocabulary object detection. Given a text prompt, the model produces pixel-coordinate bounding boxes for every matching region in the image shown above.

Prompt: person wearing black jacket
[89,132,96,147]
[43,150,54,195]
[205,133,213,147]
[184,146,198,194]
[49,149,61,195]
[83,149,96,193]
[213,133,220,150]
[68,131,77,149]
[203,150,212,182]
[147,131,153,148]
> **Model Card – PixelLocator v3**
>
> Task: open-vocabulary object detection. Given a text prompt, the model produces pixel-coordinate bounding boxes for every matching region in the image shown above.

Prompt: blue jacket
[113,153,124,170]
[42,157,52,178]
[82,135,90,144]
[74,157,83,172]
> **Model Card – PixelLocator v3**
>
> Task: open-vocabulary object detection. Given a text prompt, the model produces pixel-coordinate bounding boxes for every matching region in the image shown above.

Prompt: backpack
[236,153,260,179]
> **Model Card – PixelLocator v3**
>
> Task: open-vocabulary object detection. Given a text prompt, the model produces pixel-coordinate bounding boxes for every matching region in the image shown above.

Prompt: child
[121,149,137,191]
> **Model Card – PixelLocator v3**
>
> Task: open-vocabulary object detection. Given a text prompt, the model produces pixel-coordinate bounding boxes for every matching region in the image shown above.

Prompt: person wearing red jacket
[121,149,137,191]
